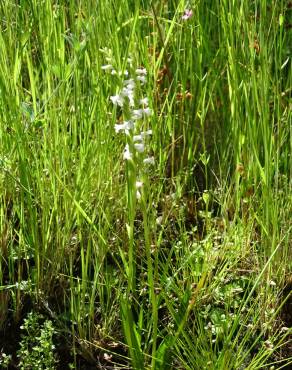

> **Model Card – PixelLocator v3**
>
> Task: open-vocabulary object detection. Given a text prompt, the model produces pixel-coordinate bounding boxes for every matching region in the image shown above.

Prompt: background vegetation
[0,0,291,369]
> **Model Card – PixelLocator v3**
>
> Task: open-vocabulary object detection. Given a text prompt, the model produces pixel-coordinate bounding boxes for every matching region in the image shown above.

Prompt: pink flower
[182,9,193,20]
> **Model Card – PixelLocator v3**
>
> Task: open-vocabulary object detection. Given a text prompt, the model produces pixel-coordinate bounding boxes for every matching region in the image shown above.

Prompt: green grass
[0,1,291,369]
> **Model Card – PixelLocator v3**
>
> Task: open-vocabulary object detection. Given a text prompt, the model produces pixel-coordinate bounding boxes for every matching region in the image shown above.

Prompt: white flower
[140,97,149,106]
[103,353,112,361]
[136,68,147,75]
[116,70,129,76]
[142,107,152,116]
[132,108,152,120]
[114,120,134,134]
[110,94,124,107]
[134,143,145,153]
[134,130,152,142]
[137,75,146,84]
[121,87,135,107]
[122,87,133,95]
[156,216,163,225]
[111,69,117,75]
[133,134,143,142]
[143,157,155,165]
[136,190,141,200]
[136,181,143,188]
[128,95,135,107]
[124,79,135,89]
[281,327,290,333]
[141,129,152,136]
[123,144,132,160]
[132,109,143,120]
[101,64,113,70]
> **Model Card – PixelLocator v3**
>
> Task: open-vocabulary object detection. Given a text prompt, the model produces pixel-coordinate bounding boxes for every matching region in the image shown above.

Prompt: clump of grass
[17,312,58,370]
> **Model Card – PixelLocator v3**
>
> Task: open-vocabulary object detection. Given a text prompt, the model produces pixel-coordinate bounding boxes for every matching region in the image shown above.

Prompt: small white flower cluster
[102,62,155,199]
[101,64,129,77]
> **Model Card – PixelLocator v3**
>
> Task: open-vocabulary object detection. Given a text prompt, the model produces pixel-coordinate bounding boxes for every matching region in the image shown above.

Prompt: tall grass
[0,1,291,369]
